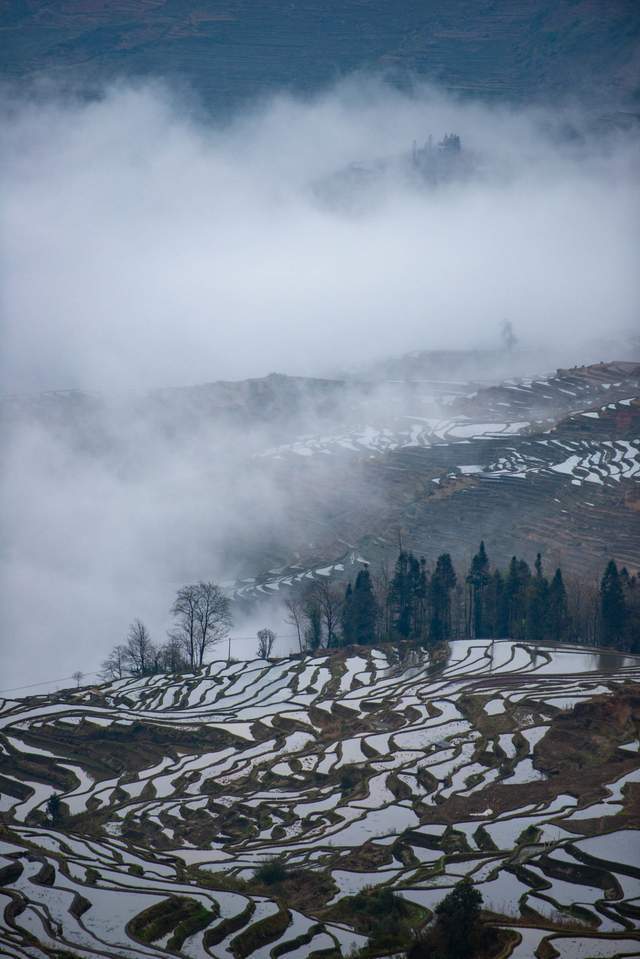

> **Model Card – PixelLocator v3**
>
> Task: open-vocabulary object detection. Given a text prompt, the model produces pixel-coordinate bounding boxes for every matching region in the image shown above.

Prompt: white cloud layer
[1,78,638,392]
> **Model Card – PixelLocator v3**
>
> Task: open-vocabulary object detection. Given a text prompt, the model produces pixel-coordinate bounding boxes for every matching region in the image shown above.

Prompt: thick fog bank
[1,78,638,393]
[1,77,639,689]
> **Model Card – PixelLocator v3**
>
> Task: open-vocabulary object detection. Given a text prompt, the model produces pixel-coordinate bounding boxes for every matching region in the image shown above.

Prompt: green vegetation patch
[327,886,424,952]
[516,824,541,846]
[168,901,217,950]
[271,921,325,957]
[249,862,337,912]
[474,824,498,852]
[230,906,291,959]
[129,896,217,945]
[0,860,23,885]
[205,900,255,947]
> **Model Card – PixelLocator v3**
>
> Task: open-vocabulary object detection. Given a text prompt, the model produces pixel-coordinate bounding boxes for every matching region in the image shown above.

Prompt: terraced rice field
[1,641,640,957]
[233,366,640,598]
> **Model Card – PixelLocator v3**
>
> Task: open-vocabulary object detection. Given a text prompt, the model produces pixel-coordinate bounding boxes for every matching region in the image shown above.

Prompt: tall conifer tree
[548,568,569,642]
[390,551,414,638]
[527,553,549,643]
[600,560,627,648]
[430,553,457,644]
[467,541,490,638]
[341,582,355,646]
[352,566,378,645]
[504,556,531,640]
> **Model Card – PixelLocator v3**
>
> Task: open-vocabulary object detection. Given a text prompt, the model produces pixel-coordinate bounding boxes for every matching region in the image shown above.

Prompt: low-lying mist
[0,378,405,689]
[1,76,639,689]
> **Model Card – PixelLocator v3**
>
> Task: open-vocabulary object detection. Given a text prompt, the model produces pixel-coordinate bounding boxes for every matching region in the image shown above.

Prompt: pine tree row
[291,546,640,653]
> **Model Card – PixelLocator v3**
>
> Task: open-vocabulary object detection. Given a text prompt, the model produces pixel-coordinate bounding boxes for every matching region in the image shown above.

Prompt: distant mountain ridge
[2,0,639,108]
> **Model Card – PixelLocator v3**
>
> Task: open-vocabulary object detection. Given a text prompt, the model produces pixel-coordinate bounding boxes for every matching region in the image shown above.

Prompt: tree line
[286,545,640,653]
[100,548,639,679]
[101,583,283,679]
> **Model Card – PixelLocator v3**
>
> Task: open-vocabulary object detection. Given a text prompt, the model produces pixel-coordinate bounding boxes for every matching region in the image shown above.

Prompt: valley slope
[236,360,640,599]
[2,0,639,108]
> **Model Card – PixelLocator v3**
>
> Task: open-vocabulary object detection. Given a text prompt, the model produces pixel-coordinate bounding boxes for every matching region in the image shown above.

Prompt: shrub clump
[516,824,540,845]
[407,880,490,959]
[253,857,289,885]
[338,886,417,951]
[339,766,365,795]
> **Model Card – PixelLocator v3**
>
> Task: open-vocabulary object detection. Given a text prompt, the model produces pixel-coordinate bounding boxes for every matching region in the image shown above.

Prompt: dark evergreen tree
[430,553,457,644]
[467,541,490,637]
[504,557,518,638]
[341,582,355,646]
[485,569,508,637]
[620,568,640,653]
[527,553,549,643]
[414,556,429,642]
[304,601,323,651]
[600,560,627,648]
[351,566,378,645]
[389,551,416,638]
[548,568,570,642]
[47,793,61,822]
[407,880,484,959]
[504,556,531,639]
[434,881,483,959]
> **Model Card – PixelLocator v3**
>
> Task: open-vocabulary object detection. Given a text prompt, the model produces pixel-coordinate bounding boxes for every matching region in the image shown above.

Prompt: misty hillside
[3,347,639,696]
[3,5,640,959]
[6,357,638,590]
[2,0,640,108]
[0,372,352,450]
[242,362,640,591]
[1,640,640,957]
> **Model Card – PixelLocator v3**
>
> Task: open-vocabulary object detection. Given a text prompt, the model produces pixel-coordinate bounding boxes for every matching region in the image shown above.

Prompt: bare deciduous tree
[256,628,276,660]
[303,596,323,651]
[170,584,199,670]
[194,581,231,667]
[171,581,232,670]
[284,597,305,653]
[308,579,343,648]
[159,635,189,673]
[100,644,128,681]
[72,670,84,688]
[124,619,156,676]
[373,564,392,642]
